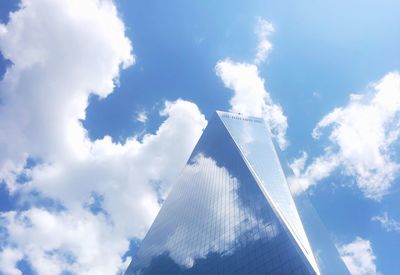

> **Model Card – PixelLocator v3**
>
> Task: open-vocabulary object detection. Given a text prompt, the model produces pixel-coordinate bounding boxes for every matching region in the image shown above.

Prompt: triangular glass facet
[125,111,349,275]
[217,111,320,273]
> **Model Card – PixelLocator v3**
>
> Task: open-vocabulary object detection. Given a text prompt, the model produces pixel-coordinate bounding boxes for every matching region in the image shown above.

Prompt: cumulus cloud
[338,237,380,275]
[290,72,400,199]
[372,212,400,232]
[0,99,206,275]
[215,18,288,148]
[0,0,207,274]
[1,209,131,275]
[0,247,23,275]
[0,0,134,191]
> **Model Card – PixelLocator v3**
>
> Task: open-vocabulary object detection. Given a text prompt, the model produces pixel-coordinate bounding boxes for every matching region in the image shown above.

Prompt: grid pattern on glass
[218,111,319,274]
[125,114,316,275]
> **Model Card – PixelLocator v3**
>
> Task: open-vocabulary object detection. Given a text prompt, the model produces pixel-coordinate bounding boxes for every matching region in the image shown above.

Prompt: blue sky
[0,0,399,274]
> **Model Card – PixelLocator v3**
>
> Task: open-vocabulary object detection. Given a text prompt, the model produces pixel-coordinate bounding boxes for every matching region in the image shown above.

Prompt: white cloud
[136,111,148,123]
[0,0,207,274]
[24,99,206,238]
[338,237,380,275]
[1,209,130,275]
[290,72,400,199]
[0,0,134,191]
[0,247,23,275]
[215,18,287,149]
[254,18,274,65]
[289,151,308,177]
[0,99,206,275]
[288,151,340,196]
[216,60,267,117]
[215,59,287,148]
[372,212,400,232]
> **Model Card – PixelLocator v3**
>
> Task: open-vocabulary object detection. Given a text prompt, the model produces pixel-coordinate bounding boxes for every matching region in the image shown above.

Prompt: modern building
[125,111,350,275]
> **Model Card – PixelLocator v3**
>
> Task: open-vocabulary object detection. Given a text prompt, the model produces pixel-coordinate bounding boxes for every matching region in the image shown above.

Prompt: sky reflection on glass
[218,111,319,273]
[125,113,329,274]
[275,144,351,275]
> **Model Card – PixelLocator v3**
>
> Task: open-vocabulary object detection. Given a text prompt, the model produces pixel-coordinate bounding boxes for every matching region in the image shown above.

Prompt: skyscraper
[125,111,350,275]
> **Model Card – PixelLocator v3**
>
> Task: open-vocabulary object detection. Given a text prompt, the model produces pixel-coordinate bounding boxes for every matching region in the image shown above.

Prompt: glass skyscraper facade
[125,111,350,275]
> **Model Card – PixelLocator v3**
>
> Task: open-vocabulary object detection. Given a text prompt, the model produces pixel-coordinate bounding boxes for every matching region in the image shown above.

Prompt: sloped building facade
[125,111,349,275]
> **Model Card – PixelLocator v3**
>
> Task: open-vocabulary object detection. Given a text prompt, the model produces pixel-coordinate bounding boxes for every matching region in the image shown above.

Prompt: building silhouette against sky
[125,111,350,275]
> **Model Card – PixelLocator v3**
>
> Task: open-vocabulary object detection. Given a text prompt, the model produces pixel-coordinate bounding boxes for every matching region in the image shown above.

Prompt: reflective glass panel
[218,111,319,273]
[274,144,351,275]
[125,114,316,275]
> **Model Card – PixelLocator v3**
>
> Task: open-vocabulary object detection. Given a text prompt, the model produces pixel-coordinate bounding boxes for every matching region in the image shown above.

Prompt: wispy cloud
[372,212,400,232]
[254,17,274,65]
[136,111,148,123]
